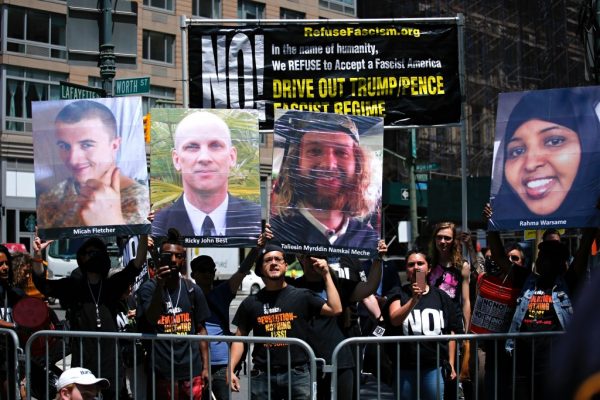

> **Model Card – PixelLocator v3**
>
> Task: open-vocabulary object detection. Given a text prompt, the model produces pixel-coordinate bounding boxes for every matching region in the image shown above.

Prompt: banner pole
[181,15,189,108]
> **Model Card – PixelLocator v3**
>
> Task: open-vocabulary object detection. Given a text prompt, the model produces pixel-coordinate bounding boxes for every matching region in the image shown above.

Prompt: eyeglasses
[0,260,9,266]
[435,235,453,242]
[509,255,521,262]
[263,256,284,264]
[407,261,427,267]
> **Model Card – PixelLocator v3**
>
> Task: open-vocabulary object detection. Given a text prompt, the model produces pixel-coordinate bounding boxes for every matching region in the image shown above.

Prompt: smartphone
[415,268,427,292]
[160,252,173,268]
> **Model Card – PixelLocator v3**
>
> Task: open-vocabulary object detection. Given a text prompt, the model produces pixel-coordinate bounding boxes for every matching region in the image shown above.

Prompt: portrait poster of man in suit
[150,109,261,247]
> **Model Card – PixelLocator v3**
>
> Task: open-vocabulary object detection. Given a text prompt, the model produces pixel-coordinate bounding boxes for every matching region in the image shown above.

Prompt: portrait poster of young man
[270,110,383,258]
[489,86,600,231]
[32,97,150,239]
[150,108,261,247]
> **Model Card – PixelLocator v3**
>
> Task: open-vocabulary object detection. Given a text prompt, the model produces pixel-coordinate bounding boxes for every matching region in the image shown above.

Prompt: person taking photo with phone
[383,249,463,400]
[136,228,211,400]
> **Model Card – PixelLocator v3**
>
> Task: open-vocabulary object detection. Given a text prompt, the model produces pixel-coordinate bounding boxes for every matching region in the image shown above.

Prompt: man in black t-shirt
[291,240,387,400]
[229,240,342,400]
[137,229,210,400]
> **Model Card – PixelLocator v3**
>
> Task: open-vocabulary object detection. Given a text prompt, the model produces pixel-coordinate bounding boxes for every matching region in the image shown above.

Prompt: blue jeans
[250,364,311,400]
[395,367,444,400]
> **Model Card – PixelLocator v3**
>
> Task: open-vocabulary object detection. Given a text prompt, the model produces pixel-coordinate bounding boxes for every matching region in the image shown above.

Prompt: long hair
[0,244,14,286]
[430,222,463,270]
[272,141,374,218]
[11,252,32,289]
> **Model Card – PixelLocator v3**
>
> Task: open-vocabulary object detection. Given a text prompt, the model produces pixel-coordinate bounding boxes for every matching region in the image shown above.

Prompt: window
[142,85,177,114]
[280,8,305,19]
[238,0,265,19]
[143,0,174,12]
[192,0,221,18]
[142,30,174,64]
[5,66,67,132]
[319,0,355,16]
[6,7,67,59]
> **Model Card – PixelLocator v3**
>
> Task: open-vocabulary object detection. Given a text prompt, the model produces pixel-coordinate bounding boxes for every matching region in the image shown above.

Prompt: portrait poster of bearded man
[270,110,383,258]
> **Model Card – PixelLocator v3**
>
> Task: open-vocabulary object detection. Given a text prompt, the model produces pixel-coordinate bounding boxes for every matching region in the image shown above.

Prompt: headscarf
[492,88,600,227]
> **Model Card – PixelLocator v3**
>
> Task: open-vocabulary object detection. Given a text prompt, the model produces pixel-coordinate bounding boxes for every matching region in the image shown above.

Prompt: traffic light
[143,113,151,143]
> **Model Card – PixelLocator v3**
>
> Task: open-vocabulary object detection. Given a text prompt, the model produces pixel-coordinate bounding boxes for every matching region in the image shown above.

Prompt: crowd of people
[0,208,598,399]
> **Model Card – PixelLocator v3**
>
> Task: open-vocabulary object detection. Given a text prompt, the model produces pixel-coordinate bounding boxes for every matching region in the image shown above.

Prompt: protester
[37,99,150,228]
[32,234,148,400]
[505,239,584,400]
[384,249,464,400]
[190,239,263,400]
[137,228,210,400]
[229,238,342,399]
[0,245,22,400]
[291,240,387,400]
[54,367,109,400]
[270,111,379,250]
[470,204,532,399]
[152,111,261,238]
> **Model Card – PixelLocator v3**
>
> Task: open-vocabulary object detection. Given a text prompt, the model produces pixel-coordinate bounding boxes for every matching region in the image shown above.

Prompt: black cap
[190,255,216,273]
[275,111,360,145]
[255,243,285,277]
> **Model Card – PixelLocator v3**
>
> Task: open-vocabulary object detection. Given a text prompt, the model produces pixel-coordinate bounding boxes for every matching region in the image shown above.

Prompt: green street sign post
[415,162,440,172]
[59,81,105,99]
[114,77,150,96]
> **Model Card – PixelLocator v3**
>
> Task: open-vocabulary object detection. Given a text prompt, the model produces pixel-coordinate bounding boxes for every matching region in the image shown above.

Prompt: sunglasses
[509,255,521,262]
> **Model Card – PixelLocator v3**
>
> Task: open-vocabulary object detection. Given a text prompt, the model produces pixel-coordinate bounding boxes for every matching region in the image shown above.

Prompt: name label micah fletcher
[73,227,116,235]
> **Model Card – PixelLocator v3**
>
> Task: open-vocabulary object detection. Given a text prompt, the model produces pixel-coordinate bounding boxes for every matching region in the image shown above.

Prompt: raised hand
[79,166,125,225]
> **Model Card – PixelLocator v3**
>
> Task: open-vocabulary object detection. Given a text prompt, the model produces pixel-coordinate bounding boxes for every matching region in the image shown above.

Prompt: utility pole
[99,0,115,97]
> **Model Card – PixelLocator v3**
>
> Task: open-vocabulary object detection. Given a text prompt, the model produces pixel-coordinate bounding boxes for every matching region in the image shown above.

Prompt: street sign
[415,162,440,172]
[401,189,409,200]
[416,173,429,181]
[59,81,105,99]
[114,77,150,96]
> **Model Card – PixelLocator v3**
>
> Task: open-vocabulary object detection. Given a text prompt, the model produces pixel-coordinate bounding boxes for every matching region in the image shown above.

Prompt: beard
[296,170,357,210]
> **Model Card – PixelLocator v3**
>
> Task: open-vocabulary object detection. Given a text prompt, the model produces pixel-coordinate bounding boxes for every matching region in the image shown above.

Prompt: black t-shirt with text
[233,285,325,369]
[384,284,463,369]
[292,277,354,368]
[137,278,210,379]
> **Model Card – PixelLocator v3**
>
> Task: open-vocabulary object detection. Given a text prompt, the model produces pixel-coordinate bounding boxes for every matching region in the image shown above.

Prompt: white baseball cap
[56,368,110,390]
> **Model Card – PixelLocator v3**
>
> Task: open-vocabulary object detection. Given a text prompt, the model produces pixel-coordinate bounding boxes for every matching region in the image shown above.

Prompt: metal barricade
[0,328,20,400]
[24,330,318,400]
[330,331,564,400]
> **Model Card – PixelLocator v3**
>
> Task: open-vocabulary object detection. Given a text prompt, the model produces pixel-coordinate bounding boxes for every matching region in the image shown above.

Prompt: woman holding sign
[383,250,463,400]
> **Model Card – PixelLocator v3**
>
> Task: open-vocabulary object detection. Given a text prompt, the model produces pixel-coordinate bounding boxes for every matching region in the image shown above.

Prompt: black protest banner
[189,22,461,128]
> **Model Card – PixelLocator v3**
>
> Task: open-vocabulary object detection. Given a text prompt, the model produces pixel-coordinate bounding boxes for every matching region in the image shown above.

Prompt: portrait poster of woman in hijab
[489,86,600,231]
